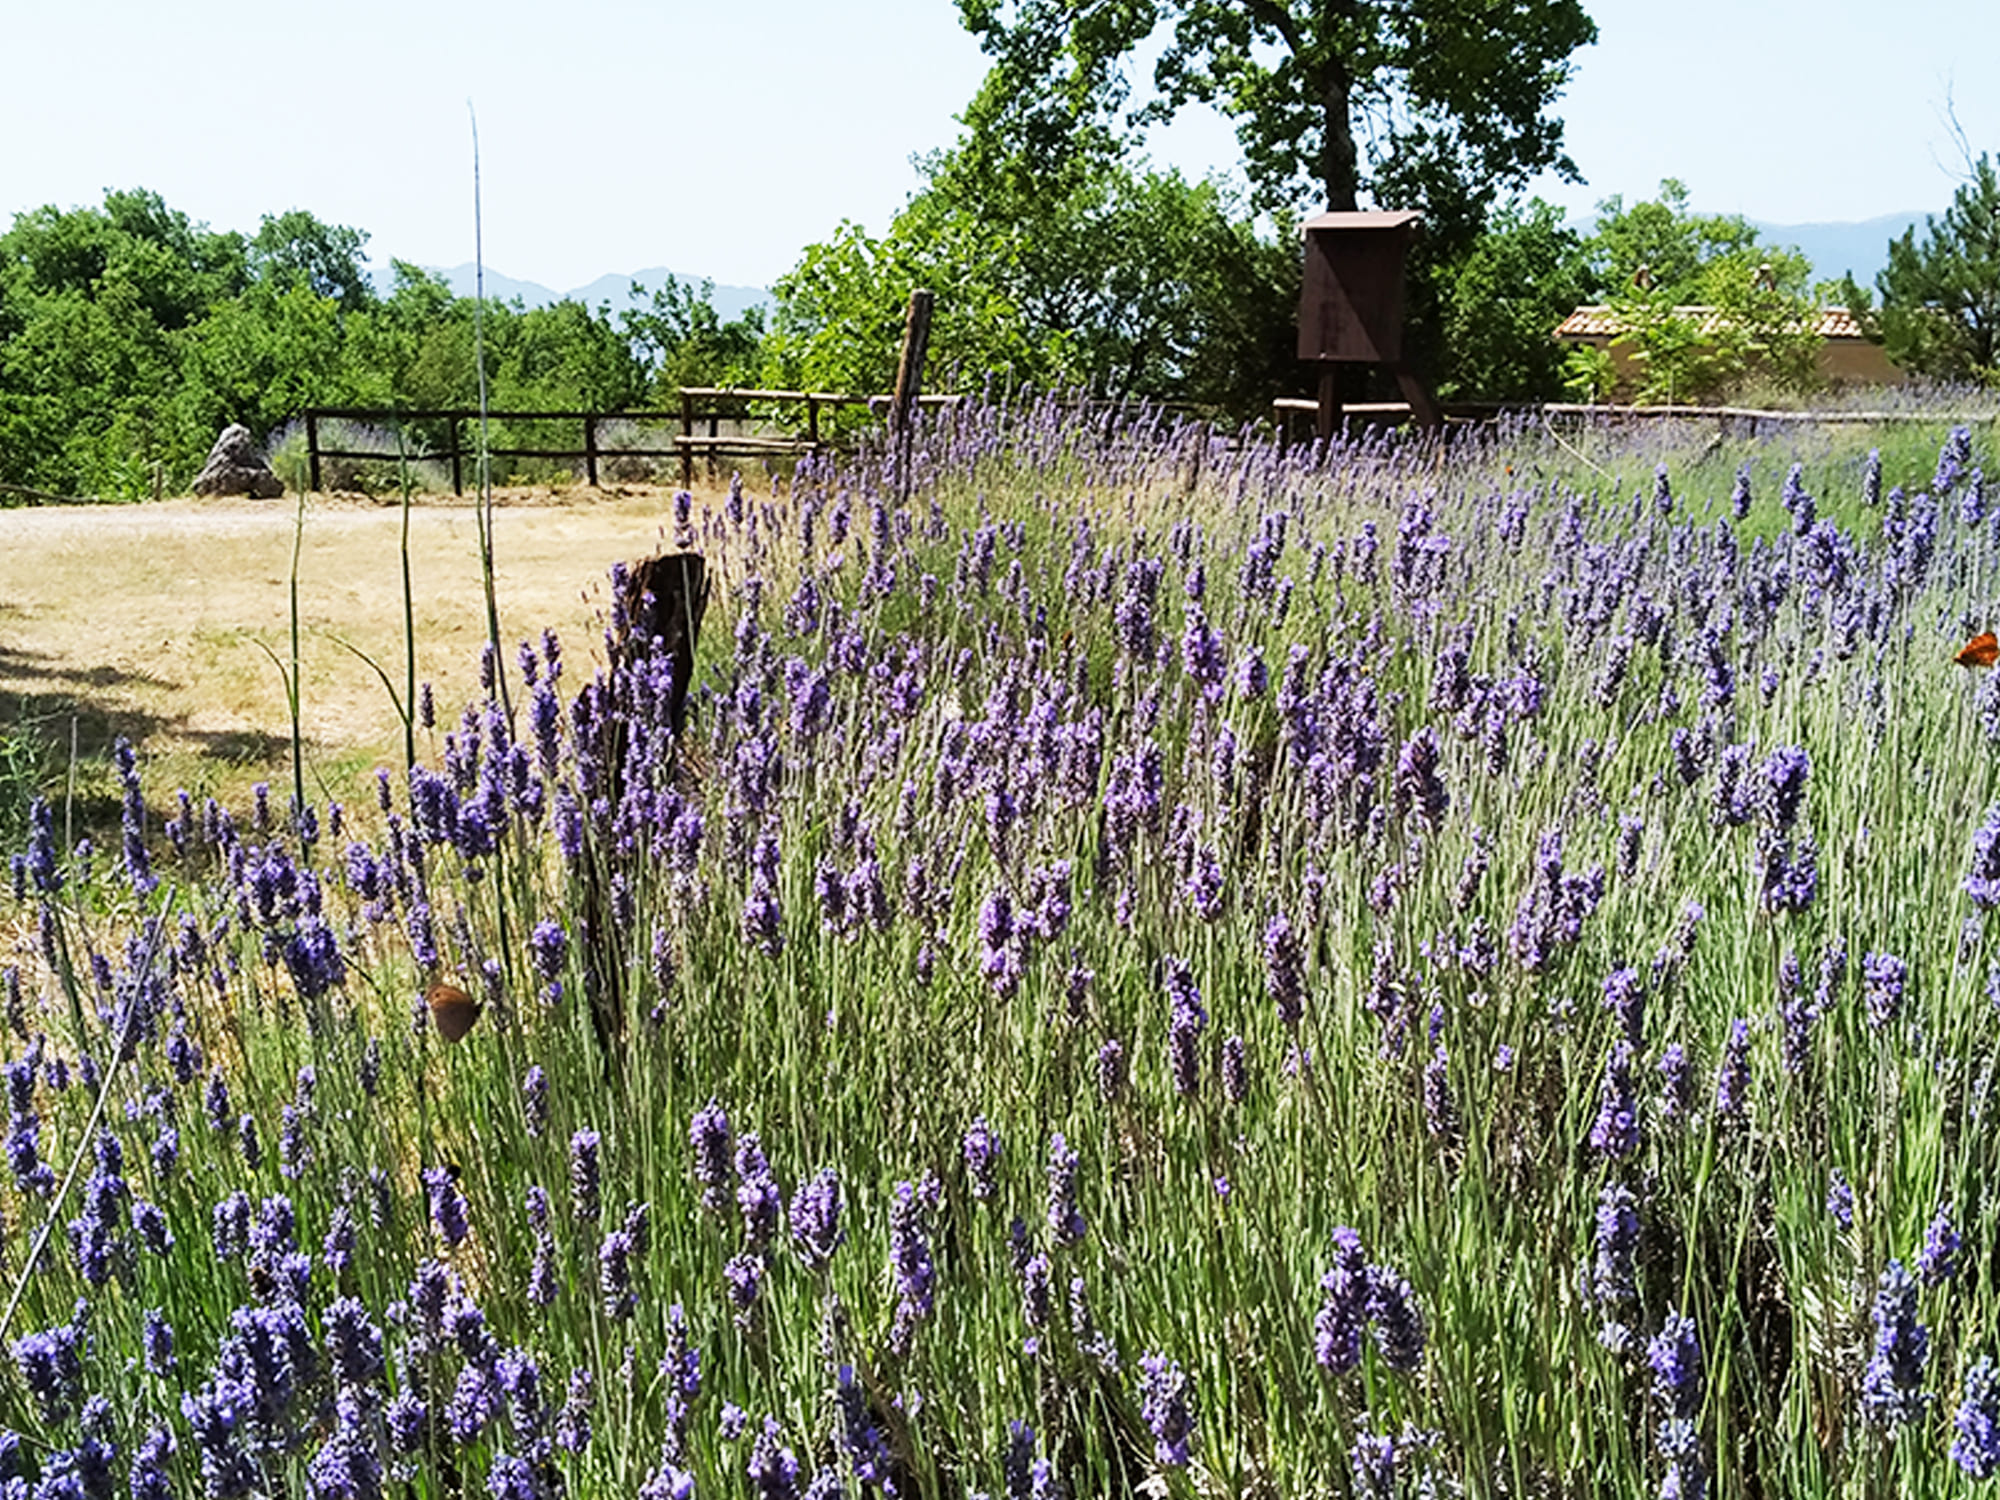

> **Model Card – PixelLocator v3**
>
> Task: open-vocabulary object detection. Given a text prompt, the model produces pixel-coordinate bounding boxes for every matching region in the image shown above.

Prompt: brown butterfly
[1958,631,2000,668]
[426,982,483,1043]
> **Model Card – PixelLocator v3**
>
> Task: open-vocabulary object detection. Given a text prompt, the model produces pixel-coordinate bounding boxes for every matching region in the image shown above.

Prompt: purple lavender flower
[1649,1311,1703,1418]
[1954,1357,2000,1478]
[963,1117,1000,1201]
[448,1361,500,1443]
[1263,911,1305,1030]
[1367,1266,1426,1372]
[1827,1170,1855,1229]
[424,1166,469,1247]
[570,1129,602,1222]
[747,1416,800,1500]
[183,1377,259,1498]
[1394,728,1449,832]
[888,1176,941,1353]
[1350,1426,1402,1500]
[1163,957,1206,1096]
[1713,1018,1751,1119]
[1759,746,1810,832]
[978,888,1022,998]
[1861,1260,1929,1428]
[836,1365,892,1486]
[1046,1134,1085,1247]
[600,1230,638,1319]
[788,1168,843,1269]
[522,1065,549,1137]
[1593,1182,1639,1313]
[1223,1035,1249,1106]
[128,1423,174,1500]
[1603,966,1644,1047]
[691,1101,732,1213]
[1920,1206,1963,1287]
[12,1317,84,1423]
[142,1307,176,1376]
[558,1368,594,1454]
[742,835,785,957]
[1137,1353,1195,1467]
[1937,424,1973,497]
[1758,827,1819,916]
[1183,843,1226,923]
[323,1296,385,1388]
[1863,952,1909,1031]
[1649,1312,1706,1496]
[1589,1042,1640,1158]
[724,1252,764,1330]
[1096,1038,1125,1103]
[1315,1227,1368,1373]
[1968,803,2000,909]
[734,1133,781,1251]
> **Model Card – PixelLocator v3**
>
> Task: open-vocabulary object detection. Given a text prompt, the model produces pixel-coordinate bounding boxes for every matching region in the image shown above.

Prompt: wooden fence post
[449,418,463,496]
[306,411,321,494]
[584,413,599,488]
[583,550,710,1068]
[892,290,934,436]
[892,289,934,500]
[679,390,694,489]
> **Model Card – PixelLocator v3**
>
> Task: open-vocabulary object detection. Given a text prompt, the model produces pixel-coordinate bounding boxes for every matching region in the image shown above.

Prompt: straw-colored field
[0,483,732,805]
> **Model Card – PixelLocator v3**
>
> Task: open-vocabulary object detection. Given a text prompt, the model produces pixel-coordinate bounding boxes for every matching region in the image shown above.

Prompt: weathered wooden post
[679,389,695,488]
[583,413,599,488]
[892,289,934,500]
[582,548,710,1070]
[306,410,322,494]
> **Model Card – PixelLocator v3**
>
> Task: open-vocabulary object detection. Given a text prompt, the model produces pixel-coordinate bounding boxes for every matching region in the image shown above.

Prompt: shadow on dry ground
[0,482,741,823]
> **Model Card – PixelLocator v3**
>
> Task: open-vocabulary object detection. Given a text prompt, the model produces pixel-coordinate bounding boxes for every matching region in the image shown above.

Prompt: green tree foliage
[948,0,1597,405]
[954,0,1597,227]
[1853,154,2000,383]
[620,279,768,399]
[1569,180,1823,404]
[1431,198,1591,402]
[768,144,1296,412]
[251,210,373,313]
[0,193,759,498]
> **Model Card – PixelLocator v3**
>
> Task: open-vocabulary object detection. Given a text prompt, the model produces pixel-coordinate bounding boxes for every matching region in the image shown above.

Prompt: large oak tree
[955,0,1598,228]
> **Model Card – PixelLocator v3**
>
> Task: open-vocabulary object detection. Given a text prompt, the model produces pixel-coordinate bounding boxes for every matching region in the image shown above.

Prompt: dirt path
[0,484,732,805]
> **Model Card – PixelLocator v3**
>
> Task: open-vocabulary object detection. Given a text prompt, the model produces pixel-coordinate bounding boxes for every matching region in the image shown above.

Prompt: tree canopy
[1565,180,1823,404]
[767,143,1298,413]
[0,193,764,499]
[1855,154,2000,383]
[954,0,1598,230]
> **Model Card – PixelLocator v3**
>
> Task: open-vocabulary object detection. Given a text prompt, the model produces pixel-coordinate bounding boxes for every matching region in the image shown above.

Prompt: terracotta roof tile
[1554,305,1869,340]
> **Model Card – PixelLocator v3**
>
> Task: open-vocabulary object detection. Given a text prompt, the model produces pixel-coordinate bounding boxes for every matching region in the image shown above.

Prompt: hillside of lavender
[7,400,2000,1498]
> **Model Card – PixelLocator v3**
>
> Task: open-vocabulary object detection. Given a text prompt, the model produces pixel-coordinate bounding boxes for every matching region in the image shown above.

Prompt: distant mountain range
[1743,213,1923,286]
[376,263,773,322]
[375,213,1927,322]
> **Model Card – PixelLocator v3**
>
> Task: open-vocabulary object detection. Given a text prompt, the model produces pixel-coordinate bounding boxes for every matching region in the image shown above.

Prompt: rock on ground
[191,424,285,499]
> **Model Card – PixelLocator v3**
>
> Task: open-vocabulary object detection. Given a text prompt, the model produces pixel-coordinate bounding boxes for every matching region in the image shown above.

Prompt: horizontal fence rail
[300,391,964,494]
[1268,395,2000,450]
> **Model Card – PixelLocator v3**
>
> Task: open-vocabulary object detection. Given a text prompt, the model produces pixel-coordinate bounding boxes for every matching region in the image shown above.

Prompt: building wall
[1563,335,1903,400]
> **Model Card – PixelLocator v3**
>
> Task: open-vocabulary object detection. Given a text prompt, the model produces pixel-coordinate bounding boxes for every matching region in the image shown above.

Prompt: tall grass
[3,398,2000,1497]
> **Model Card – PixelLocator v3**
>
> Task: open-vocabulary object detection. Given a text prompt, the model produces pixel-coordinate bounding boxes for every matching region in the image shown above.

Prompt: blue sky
[3,0,1994,291]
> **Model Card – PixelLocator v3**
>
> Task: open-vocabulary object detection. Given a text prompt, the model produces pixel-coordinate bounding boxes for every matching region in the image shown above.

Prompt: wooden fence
[300,389,961,494]
[1270,395,2000,449]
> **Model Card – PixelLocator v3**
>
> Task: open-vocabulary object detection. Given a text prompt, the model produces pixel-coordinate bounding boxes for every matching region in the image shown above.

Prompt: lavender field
[7,397,2000,1498]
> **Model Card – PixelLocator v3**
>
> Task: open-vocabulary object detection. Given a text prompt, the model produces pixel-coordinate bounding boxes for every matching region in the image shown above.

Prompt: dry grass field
[0,482,737,811]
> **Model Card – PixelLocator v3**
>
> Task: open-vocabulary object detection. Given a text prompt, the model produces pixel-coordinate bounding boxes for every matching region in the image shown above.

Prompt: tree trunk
[1316,4,1360,211]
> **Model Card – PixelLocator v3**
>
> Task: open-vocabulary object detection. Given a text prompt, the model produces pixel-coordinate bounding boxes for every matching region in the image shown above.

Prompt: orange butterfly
[1958,631,2000,668]
[426,982,483,1043]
